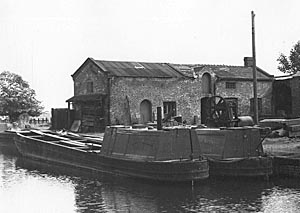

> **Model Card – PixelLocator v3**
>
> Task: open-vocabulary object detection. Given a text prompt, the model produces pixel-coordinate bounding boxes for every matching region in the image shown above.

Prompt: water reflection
[1,149,300,213]
[0,154,76,213]
[262,187,300,212]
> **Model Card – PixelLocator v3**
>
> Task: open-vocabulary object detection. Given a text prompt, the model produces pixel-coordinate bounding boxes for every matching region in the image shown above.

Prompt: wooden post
[157,107,162,130]
[252,11,259,124]
[51,108,54,130]
[67,102,71,130]
[125,95,132,125]
[107,76,111,126]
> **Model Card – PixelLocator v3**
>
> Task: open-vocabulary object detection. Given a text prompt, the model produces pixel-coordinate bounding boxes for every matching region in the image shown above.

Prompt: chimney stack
[244,57,253,67]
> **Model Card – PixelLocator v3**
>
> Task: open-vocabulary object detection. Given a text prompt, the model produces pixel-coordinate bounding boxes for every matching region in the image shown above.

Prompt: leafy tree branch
[0,71,44,122]
[277,41,300,74]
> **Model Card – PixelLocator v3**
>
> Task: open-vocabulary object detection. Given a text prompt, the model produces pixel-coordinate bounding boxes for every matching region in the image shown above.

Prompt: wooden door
[140,100,152,124]
[201,97,210,124]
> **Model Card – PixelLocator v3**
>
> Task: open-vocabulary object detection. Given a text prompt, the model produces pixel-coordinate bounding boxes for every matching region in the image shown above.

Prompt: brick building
[66,58,203,132]
[66,57,274,132]
[172,57,274,123]
[273,72,300,118]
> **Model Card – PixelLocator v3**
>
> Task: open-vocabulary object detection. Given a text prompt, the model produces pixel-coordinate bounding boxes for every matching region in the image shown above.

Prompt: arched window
[202,73,212,94]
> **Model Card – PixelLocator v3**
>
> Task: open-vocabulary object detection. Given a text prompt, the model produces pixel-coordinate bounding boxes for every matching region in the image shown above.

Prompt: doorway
[140,100,152,123]
[201,97,210,124]
[274,81,292,116]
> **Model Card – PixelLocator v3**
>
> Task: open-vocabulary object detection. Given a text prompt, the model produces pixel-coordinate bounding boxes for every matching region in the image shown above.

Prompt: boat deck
[20,131,102,152]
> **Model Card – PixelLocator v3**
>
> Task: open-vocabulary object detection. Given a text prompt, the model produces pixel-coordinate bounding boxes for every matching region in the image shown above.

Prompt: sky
[1,0,300,111]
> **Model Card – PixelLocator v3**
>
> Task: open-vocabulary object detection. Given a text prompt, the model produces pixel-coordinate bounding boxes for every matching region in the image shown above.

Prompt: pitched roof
[73,58,274,81]
[275,71,300,80]
[72,58,186,78]
[170,64,274,81]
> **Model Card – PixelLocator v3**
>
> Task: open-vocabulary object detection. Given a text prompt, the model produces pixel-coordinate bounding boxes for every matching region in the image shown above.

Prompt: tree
[277,41,300,74]
[0,71,44,122]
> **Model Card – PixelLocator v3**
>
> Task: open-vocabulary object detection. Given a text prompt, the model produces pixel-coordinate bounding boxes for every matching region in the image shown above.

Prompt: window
[226,82,236,89]
[163,101,176,117]
[250,98,262,114]
[87,81,93,93]
[202,73,212,94]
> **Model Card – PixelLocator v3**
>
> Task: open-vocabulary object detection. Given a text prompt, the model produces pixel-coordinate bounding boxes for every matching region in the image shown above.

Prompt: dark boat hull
[195,127,273,177]
[14,134,209,182]
[208,156,273,177]
[0,131,19,154]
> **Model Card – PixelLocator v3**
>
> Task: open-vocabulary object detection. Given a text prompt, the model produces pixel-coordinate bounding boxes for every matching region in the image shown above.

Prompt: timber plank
[282,118,300,126]
[286,124,300,132]
[288,131,300,137]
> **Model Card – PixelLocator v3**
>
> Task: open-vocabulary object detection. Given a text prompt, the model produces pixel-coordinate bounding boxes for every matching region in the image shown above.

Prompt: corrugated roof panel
[140,63,152,69]
[110,61,123,70]
[157,64,176,76]
[161,64,183,77]
[108,68,124,76]
[170,64,194,77]
[124,68,141,76]
[93,60,184,78]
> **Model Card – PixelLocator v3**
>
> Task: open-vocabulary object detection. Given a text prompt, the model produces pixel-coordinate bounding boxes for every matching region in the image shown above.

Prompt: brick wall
[72,63,109,126]
[216,81,273,116]
[72,61,273,125]
[193,67,273,117]
[109,73,272,125]
[73,63,108,96]
[110,77,202,125]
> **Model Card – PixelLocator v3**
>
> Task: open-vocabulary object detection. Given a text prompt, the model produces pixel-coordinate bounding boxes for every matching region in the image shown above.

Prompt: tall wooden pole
[157,107,162,130]
[67,102,70,130]
[252,11,258,124]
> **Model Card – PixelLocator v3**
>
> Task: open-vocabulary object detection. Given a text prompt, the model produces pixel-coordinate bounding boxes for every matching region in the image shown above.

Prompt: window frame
[225,82,236,89]
[163,101,177,117]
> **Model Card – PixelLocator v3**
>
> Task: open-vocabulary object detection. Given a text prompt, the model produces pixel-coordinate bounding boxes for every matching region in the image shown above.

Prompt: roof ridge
[94,59,168,65]
[194,64,244,68]
[171,63,246,68]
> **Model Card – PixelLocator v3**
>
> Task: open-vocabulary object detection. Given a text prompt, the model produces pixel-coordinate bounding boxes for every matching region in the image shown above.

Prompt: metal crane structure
[205,95,253,128]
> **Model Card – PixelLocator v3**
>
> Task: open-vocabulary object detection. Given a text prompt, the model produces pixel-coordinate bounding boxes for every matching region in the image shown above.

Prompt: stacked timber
[282,118,300,137]
[259,119,286,130]
[259,119,287,137]
[259,118,300,138]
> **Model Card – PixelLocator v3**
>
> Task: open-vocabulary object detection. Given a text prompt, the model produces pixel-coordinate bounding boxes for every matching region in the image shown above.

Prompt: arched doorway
[202,73,212,94]
[140,100,152,124]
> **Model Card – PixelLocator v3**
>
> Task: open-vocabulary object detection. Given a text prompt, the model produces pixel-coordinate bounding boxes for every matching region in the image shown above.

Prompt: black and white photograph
[1,0,300,212]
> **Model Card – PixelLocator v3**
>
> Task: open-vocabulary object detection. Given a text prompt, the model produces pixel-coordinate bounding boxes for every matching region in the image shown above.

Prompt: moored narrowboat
[0,130,19,154]
[195,126,273,177]
[14,126,209,182]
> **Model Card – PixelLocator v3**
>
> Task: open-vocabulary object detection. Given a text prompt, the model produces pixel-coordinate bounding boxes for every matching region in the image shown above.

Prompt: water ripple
[1,151,300,213]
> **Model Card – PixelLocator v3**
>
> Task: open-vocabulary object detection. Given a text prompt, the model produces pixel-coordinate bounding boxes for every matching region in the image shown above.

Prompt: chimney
[244,57,253,67]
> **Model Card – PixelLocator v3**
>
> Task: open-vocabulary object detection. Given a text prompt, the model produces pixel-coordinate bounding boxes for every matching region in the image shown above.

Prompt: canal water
[1,149,300,213]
